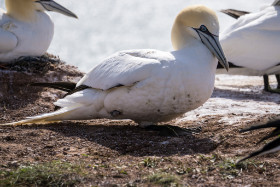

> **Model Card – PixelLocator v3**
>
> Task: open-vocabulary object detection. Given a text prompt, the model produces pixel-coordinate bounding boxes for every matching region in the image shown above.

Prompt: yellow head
[171,5,228,70]
[171,5,219,50]
[5,0,36,21]
[5,0,77,22]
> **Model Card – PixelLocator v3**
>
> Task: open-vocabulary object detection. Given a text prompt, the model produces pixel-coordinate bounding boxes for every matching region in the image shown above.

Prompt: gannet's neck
[5,0,37,22]
[172,39,217,70]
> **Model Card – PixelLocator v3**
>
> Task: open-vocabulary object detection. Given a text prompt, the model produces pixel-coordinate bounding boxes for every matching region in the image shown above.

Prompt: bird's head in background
[171,5,229,71]
[5,0,77,22]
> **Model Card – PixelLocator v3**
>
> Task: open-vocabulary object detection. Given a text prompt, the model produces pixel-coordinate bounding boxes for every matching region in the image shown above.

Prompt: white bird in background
[0,0,77,63]
[3,5,228,132]
[239,117,280,162]
[218,0,280,94]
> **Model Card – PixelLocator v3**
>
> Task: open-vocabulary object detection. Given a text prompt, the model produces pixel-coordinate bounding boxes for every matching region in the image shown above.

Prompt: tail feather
[221,9,250,19]
[31,82,77,92]
[238,137,280,163]
[1,89,105,126]
[240,118,280,133]
[1,106,81,126]
[31,82,91,97]
[257,128,280,144]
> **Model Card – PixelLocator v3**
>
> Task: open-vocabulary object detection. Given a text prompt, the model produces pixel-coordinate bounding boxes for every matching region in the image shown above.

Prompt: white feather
[220,6,280,75]
[2,5,225,126]
[0,9,54,62]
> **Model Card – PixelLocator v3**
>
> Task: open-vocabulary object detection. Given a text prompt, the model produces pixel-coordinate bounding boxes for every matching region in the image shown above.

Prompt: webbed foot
[264,87,280,94]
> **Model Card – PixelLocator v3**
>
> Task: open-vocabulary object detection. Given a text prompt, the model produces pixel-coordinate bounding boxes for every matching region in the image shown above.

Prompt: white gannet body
[220,4,280,75]
[0,0,77,63]
[3,5,228,126]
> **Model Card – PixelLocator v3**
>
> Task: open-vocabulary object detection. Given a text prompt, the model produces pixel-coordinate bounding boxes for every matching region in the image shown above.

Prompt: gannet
[238,117,280,162]
[218,0,280,93]
[0,0,77,63]
[2,5,228,127]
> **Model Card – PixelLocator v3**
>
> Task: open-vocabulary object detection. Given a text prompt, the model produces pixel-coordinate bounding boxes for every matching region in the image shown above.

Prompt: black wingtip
[240,118,280,133]
[30,82,77,92]
[220,9,250,19]
[238,137,280,163]
[257,128,280,144]
[239,125,266,133]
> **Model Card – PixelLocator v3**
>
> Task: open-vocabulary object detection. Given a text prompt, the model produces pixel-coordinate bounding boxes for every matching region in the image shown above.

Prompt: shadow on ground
[212,88,280,104]
[1,121,218,158]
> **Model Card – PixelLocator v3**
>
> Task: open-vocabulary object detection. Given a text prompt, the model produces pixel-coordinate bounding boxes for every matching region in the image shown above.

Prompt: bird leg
[139,122,201,137]
[263,75,270,91]
[276,74,280,89]
[263,75,280,94]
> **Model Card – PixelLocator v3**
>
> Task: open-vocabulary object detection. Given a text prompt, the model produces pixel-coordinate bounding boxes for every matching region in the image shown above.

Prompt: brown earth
[0,56,280,186]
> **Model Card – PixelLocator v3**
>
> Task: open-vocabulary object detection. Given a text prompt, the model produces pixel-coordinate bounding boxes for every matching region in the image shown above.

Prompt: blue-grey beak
[193,25,229,71]
[36,0,78,19]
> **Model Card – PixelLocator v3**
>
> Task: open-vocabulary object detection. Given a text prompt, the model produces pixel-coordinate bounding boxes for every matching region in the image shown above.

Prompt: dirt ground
[0,57,280,186]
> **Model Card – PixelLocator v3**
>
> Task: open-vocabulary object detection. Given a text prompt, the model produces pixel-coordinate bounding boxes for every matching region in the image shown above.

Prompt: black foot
[264,88,280,94]
[144,125,202,137]
[263,74,270,91]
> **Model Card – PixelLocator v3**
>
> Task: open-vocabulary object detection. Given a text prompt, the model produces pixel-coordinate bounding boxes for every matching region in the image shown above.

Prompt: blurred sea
[0,0,274,72]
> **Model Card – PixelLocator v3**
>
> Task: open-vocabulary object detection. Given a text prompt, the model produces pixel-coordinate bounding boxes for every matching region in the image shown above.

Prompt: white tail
[1,106,81,126]
[1,89,107,126]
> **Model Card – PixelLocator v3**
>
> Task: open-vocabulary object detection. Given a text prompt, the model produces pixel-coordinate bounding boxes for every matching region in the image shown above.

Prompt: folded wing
[76,49,170,90]
[0,27,17,54]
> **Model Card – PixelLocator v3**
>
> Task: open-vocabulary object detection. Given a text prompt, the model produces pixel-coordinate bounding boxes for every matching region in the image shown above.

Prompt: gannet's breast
[0,11,54,62]
[220,6,280,71]
[77,46,216,123]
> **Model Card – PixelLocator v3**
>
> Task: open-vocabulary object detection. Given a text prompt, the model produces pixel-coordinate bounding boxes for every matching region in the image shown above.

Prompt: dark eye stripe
[198,25,218,37]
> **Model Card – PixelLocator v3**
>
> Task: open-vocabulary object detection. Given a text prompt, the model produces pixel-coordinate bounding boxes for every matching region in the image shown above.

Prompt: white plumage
[219,1,280,76]
[0,0,77,63]
[3,5,228,126]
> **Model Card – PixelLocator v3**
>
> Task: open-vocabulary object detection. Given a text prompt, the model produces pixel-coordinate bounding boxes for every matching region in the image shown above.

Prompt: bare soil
[0,57,280,186]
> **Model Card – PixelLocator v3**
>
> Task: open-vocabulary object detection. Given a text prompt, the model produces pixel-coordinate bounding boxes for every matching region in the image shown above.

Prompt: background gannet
[2,5,228,128]
[0,0,77,63]
[239,117,280,162]
[218,0,280,93]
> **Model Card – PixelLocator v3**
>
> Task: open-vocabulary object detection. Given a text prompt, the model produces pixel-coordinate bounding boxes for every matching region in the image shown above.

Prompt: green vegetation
[141,157,158,168]
[0,161,87,187]
[146,173,181,187]
[0,155,268,186]
[217,158,266,179]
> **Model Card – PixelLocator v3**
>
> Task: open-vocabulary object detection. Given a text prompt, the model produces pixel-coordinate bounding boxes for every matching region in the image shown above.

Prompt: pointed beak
[35,0,78,19]
[194,28,229,71]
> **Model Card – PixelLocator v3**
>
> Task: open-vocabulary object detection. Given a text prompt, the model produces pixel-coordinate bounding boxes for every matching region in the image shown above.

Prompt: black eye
[200,25,208,32]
